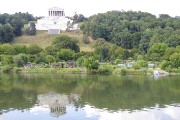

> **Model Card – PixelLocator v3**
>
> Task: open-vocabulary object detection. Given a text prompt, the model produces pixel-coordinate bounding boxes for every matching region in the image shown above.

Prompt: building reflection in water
[50,100,66,117]
[37,92,79,118]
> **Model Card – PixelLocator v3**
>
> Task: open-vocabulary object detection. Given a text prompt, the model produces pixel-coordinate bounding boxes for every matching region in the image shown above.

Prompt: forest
[80,11,180,71]
[0,12,36,43]
[0,11,179,73]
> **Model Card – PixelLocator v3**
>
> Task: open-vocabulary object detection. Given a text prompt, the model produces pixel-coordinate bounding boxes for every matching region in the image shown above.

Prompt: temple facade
[48,7,65,17]
[36,7,73,34]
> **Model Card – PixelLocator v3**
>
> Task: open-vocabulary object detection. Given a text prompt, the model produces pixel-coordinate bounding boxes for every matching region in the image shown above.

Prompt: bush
[82,35,90,44]
[1,65,13,73]
[120,68,127,74]
[98,67,112,74]
[84,57,99,70]
[115,59,121,65]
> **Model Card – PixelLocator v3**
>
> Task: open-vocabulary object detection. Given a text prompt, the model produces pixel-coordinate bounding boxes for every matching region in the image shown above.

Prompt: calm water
[0,73,180,120]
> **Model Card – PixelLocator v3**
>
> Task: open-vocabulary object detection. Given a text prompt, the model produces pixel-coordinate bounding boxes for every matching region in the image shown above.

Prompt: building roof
[48,7,64,11]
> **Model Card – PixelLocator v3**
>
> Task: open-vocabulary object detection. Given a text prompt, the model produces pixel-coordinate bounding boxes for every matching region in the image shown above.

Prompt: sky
[0,0,180,17]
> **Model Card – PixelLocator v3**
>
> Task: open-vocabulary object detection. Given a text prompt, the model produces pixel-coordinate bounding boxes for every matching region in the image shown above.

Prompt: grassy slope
[10,30,96,52]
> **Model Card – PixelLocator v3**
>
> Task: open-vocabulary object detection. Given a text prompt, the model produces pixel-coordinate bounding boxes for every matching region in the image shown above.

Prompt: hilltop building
[36,7,74,34]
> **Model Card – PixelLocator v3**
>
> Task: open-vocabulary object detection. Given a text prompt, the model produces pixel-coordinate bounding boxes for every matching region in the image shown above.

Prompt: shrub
[98,67,112,74]
[120,68,127,74]
[82,34,90,44]
[1,65,13,73]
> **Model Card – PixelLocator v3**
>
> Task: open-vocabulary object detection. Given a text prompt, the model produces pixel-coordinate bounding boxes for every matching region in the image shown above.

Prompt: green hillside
[10,30,96,52]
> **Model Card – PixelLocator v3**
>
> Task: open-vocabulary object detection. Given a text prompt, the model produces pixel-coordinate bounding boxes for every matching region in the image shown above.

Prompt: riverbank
[1,65,180,75]
[1,67,178,75]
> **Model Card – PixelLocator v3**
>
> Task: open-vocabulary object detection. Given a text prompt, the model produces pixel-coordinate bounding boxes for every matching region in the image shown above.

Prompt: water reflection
[37,92,80,117]
[0,73,180,120]
[83,104,180,120]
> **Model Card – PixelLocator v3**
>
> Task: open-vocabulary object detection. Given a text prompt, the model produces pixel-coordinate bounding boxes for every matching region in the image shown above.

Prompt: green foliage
[58,49,75,61]
[27,54,36,63]
[84,57,99,70]
[82,34,90,44]
[1,65,14,73]
[169,52,180,68]
[0,24,3,43]
[26,22,36,35]
[10,17,24,36]
[13,55,24,67]
[0,12,36,43]
[2,24,14,43]
[120,68,127,74]
[52,35,80,52]
[160,61,171,70]
[73,13,87,23]
[133,60,147,70]
[147,43,168,61]
[46,55,55,64]
[35,52,47,63]
[98,65,113,74]
[82,10,180,54]
[27,45,43,55]
[76,57,85,67]
[0,55,13,65]
[95,46,110,61]
[13,45,27,54]
[0,44,15,55]
[115,59,121,64]
[45,46,57,55]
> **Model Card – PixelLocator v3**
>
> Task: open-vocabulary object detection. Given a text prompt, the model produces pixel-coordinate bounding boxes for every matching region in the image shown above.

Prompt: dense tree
[84,57,99,70]
[13,45,27,54]
[169,53,180,68]
[52,35,80,52]
[45,46,57,55]
[10,17,24,36]
[147,43,168,61]
[95,46,110,61]
[0,12,36,43]
[163,47,176,60]
[46,55,56,65]
[72,13,87,23]
[2,24,14,43]
[0,55,13,65]
[26,22,36,35]
[133,60,147,70]
[82,10,180,55]
[35,52,46,63]
[0,24,3,42]
[27,45,43,55]
[58,49,75,61]
[13,55,23,67]
[0,44,15,55]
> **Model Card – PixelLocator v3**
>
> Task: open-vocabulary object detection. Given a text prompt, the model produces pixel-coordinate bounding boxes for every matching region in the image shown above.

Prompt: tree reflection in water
[0,73,180,119]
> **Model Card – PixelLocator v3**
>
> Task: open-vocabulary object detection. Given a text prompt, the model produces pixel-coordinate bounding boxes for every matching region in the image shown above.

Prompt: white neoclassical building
[36,7,73,34]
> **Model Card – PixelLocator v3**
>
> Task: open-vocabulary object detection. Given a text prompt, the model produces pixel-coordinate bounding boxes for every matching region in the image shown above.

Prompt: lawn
[11,30,96,52]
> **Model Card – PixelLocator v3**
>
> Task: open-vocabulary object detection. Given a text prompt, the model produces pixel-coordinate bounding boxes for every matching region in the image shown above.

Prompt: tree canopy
[52,35,80,52]
[82,10,180,51]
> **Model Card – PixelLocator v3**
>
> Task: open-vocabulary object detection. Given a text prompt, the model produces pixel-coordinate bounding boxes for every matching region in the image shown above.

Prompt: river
[0,73,180,120]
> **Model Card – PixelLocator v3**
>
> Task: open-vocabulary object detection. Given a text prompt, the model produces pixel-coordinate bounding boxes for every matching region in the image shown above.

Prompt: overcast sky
[0,0,180,17]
